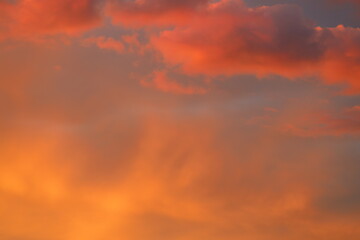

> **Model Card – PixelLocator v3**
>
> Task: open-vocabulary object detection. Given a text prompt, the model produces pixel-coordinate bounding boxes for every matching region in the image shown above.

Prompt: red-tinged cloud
[83,36,125,53]
[141,71,207,95]
[0,0,103,40]
[321,25,360,94]
[106,0,211,27]
[145,1,360,94]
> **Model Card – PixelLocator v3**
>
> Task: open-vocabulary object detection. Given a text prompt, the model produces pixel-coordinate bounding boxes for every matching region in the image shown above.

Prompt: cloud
[0,0,103,41]
[148,1,360,94]
[1,0,359,96]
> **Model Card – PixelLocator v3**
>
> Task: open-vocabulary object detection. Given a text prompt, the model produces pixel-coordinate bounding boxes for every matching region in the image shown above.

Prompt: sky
[0,0,359,239]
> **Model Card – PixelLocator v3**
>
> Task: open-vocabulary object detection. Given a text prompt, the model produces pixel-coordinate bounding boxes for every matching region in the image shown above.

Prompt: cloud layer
[148,1,360,93]
[1,0,359,94]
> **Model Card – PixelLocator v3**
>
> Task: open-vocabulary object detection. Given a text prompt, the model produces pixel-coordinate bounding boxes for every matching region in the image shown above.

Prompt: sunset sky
[0,0,360,239]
